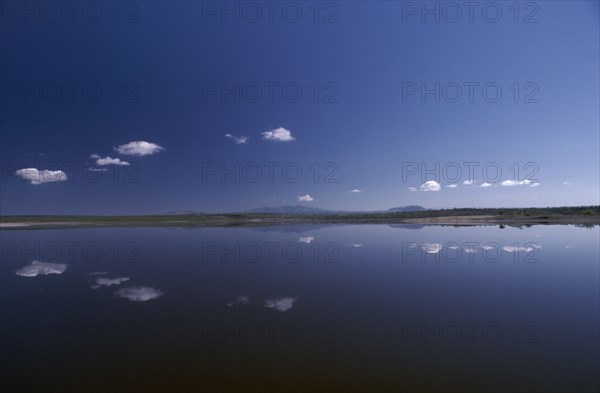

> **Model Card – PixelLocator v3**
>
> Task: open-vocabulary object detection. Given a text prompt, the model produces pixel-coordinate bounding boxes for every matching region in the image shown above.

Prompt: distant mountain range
[384,205,427,213]
[240,205,426,215]
[163,205,426,215]
[164,210,206,215]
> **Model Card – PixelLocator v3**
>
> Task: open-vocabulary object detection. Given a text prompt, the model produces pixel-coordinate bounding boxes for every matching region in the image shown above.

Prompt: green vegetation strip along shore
[1,206,598,229]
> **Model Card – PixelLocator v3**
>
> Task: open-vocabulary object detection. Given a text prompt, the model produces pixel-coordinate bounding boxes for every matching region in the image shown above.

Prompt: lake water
[1,224,598,392]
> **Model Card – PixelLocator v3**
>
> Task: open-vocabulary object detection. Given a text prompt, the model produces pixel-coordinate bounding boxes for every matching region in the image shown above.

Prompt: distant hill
[386,205,426,212]
[163,205,426,216]
[241,205,426,215]
[164,210,205,215]
[241,205,334,214]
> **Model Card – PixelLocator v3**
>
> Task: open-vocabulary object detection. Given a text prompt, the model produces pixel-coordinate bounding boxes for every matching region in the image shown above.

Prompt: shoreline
[1,214,598,229]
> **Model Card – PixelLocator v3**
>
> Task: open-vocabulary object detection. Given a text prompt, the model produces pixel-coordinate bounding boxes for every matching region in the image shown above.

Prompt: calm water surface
[1,224,598,392]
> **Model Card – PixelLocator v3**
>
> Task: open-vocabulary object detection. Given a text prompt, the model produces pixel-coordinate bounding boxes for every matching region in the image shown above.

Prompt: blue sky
[1,1,599,214]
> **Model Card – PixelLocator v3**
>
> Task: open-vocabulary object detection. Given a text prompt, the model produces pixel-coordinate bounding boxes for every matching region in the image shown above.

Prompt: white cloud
[500,179,534,187]
[264,297,297,312]
[419,180,441,192]
[298,194,314,202]
[421,243,442,254]
[530,183,540,187]
[15,168,68,185]
[562,182,573,186]
[91,277,130,289]
[463,180,475,185]
[87,167,108,172]
[502,245,540,253]
[350,243,363,248]
[115,141,164,156]
[115,286,164,302]
[349,189,362,193]
[90,154,101,159]
[299,236,315,244]
[94,156,130,166]
[15,261,67,277]
[408,187,418,192]
[261,127,295,142]
[446,184,458,188]
[227,296,250,307]
[501,180,519,186]
[479,182,492,188]
[225,133,249,144]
